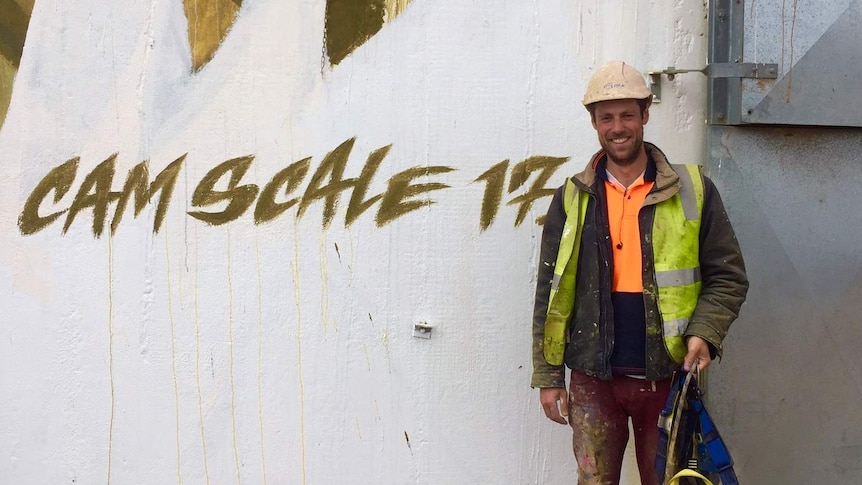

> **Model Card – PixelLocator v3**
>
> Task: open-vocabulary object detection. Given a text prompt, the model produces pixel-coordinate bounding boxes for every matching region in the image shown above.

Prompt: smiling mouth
[610,137,629,144]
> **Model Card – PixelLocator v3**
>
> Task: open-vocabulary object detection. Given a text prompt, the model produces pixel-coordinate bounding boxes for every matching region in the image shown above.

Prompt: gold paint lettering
[18,157,79,235]
[63,154,121,237]
[506,156,568,226]
[473,160,509,231]
[345,144,390,226]
[188,155,259,225]
[111,155,186,234]
[375,165,453,227]
[18,145,571,237]
[297,138,355,228]
[254,157,311,224]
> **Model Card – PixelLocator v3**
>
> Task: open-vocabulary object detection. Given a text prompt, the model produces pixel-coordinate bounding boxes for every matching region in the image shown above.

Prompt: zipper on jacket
[591,189,615,379]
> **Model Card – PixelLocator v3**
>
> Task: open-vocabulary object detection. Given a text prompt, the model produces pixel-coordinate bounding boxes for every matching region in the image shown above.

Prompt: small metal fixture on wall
[413,321,433,339]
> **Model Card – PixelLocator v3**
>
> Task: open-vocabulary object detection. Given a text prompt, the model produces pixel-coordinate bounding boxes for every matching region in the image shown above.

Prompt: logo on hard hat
[603,83,626,89]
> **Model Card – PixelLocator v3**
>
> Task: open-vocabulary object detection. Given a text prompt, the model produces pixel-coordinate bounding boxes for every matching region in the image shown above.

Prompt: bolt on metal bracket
[647,63,777,103]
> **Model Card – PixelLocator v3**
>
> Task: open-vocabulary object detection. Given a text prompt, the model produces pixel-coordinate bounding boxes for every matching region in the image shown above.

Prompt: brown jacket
[531,143,748,387]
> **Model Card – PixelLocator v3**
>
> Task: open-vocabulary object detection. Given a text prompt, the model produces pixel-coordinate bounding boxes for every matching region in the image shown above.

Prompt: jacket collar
[573,142,681,199]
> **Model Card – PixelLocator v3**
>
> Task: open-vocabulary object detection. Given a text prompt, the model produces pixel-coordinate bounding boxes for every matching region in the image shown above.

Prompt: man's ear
[642,100,652,125]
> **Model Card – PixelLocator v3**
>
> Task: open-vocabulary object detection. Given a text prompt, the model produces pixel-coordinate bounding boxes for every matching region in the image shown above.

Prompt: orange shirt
[605,172,654,292]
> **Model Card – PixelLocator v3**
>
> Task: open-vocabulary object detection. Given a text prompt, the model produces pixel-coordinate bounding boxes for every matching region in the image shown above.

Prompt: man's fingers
[541,399,567,424]
[559,391,569,418]
[543,404,567,424]
[683,352,696,371]
[683,336,713,371]
[683,349,710,371]
[540,388,569,425]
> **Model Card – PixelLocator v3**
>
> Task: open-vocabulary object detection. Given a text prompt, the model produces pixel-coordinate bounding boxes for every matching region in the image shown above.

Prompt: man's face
[591,98,649,167]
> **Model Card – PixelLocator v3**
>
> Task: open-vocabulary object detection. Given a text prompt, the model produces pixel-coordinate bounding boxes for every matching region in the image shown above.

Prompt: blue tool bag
[655,367,739,485]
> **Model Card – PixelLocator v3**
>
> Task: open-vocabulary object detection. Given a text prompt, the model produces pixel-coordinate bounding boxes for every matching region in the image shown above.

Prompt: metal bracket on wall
[648,63,777,103]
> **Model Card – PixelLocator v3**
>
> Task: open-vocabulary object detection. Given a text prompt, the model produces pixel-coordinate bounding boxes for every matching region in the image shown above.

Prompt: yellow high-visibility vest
[543,164,704,365]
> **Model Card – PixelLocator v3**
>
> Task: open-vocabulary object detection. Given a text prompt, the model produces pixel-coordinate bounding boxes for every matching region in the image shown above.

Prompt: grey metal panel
[741,0,853,83]
[743,0,862,126]
[705,125,862,482]
[706,0,862,126]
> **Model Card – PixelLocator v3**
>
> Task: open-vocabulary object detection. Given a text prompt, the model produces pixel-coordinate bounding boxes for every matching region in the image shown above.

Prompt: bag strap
[691,396,740,485]
[655,372,681,479]
[656,365,741,485]
[656,369,695,482]
[667,469,714,485]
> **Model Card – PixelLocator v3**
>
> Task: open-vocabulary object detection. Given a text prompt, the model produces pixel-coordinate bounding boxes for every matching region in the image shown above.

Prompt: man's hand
[684,336,712,372]
[539,387,569,424]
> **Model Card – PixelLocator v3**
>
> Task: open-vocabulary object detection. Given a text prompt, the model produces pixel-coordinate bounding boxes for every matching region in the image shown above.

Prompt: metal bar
[708,0,746,125]
[647,61,776,103]
[705,63,778,79]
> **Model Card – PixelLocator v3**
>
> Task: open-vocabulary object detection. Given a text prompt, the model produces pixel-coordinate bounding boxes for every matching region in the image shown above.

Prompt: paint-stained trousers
[568,371,671,485]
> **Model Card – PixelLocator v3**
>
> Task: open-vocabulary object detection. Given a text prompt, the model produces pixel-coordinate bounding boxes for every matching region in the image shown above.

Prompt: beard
[599,133,644,167]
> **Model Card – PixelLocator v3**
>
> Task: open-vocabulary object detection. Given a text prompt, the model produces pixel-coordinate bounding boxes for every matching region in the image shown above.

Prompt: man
[531,61,748,484]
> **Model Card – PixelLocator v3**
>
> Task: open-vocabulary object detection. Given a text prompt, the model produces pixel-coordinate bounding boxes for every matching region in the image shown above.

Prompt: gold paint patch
[0,0,34,131]
[325,0,413,66]
[383,0,411,19]
[183,0,243,72]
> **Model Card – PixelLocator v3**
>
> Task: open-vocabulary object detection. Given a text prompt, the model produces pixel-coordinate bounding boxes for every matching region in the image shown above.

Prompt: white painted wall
[0,1,707,483]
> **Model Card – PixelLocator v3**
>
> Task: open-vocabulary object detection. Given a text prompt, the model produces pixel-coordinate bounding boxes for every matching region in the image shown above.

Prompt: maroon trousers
[567,371,671,485]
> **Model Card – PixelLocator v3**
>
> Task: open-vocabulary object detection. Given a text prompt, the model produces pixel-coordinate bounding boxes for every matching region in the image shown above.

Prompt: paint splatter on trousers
[568,371,671,485]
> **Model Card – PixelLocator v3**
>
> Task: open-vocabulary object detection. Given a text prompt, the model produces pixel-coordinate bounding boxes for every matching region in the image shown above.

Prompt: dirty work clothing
[568,371,671,485]
[531,143,749,387]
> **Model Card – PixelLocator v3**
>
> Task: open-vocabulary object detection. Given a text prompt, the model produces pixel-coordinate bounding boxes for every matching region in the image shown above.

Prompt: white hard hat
[582,61,652,107]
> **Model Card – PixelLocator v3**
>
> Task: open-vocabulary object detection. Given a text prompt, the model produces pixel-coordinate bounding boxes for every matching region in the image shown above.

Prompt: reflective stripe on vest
[543,164,704,366]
